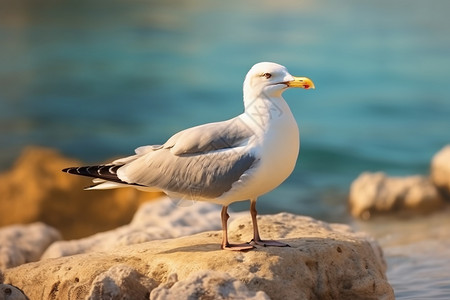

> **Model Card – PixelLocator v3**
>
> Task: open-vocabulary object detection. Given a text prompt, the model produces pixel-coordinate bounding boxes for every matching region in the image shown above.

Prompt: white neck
[243,91,293,130]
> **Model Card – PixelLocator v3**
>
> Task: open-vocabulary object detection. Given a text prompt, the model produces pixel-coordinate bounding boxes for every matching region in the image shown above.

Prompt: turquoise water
[1,0,449,217]
[354,209,450,300]
[1,1,450,298]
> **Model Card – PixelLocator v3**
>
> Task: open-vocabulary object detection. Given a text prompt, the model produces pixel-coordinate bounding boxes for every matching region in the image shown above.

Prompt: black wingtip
[61,165,125,182]
[62,167,75,173]
[62,164,145,188]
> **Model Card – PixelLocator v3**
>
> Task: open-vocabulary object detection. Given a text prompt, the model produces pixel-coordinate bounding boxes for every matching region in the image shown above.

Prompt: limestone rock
[150,271,270,300]
[4,213,394,300]
[87,265,157,300]
[349,172,445,219]
[42,197,234,259]
[0,146,161,239]
[0,223,61,271]
[0,284,29,300]
[431,145,450,198]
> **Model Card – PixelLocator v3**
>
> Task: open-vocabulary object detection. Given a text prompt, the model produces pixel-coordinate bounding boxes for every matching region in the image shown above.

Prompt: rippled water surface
[1,0,450,298]
[354,209,450,299]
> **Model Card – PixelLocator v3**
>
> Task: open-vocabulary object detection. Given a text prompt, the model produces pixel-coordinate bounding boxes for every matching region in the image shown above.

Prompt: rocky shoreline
[2,199,394,299]
[1,145,449,299]
[349,145,450,219]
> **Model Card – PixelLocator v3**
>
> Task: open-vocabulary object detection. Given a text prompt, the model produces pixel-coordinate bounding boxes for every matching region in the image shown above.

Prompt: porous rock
[5,213,394,300]
[87,265,157,300]
[42,197,233,259]
[431,145,450,198]
[0,146,161,239]
[150,271,270,300]
[349,172,445,219]
[0,222,61,270]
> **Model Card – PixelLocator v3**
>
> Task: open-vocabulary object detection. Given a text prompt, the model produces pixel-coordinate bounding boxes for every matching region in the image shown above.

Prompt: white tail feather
[85,181,127,190]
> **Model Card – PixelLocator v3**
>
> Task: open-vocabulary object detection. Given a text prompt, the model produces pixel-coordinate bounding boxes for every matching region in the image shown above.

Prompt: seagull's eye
[261,73,272,79]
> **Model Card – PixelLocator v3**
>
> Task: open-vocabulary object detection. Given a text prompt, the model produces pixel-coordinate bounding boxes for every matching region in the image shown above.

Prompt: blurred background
[1,0,450,297]
[1,0,449,219]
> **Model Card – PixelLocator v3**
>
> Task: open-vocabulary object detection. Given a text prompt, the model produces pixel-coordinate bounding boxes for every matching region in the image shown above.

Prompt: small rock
[129,197,234,237]
[431,145,450,199]
[0,223,61,270]
[150,271,270,300]
[87,265,157,300]
[349,172,445,219]
[42,197,239,259]
[0,284,29,300]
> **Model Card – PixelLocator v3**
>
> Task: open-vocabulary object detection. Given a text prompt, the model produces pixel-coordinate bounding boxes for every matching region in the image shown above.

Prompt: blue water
[1,1,450,297]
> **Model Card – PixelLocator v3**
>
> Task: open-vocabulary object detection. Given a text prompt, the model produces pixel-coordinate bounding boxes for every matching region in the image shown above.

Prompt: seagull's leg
[221,205,254,251]
[249,198,290,247]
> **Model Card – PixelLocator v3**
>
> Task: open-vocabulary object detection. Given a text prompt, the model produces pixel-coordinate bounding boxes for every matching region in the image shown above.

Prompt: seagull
[63,62,315,251]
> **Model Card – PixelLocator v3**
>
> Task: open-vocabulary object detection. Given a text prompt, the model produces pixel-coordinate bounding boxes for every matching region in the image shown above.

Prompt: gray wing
[117,117,258,199]
[163,117,254,155]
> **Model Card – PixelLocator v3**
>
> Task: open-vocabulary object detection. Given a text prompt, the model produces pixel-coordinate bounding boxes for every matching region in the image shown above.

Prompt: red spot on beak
[304,84,310,89]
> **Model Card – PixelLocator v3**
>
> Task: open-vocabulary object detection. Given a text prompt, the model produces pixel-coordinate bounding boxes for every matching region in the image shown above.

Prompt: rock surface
[87,265,157,300]
[150,271,270,300]
[4,213,394,300]
[431,145,450,198]
[349,172,445,219]
[42,197,236,259]
[0,146,161,239]
[0,223,61,271]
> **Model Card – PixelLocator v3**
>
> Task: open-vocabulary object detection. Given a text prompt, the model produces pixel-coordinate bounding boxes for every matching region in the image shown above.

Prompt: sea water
[1,0,449,298]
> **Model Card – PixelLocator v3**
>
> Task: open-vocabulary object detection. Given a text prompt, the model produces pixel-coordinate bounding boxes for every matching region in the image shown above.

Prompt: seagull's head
[243,62,315,99]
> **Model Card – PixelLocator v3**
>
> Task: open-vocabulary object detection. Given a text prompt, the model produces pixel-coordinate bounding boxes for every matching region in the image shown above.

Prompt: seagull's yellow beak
[287,76,315,90]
